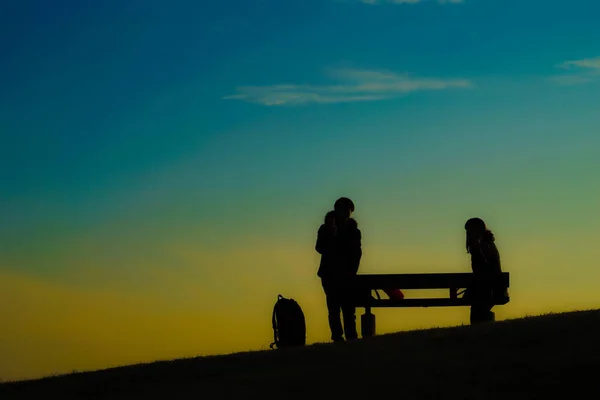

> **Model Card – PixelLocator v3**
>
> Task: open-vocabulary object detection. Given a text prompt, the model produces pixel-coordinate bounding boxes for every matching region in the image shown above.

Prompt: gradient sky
[1,0,600,381]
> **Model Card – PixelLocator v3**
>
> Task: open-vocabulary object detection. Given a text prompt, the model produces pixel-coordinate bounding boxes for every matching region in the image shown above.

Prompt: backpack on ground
[270,294,306,349]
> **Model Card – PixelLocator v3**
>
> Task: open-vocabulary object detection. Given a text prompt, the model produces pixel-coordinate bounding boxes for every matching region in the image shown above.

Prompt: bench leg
[470,307,495,325]
[361,308,376,338]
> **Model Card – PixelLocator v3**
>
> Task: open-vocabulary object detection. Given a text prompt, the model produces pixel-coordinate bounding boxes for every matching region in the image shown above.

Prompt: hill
[1,309,599,399]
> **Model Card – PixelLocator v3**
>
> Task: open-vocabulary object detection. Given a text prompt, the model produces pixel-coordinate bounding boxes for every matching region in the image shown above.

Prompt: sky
[1,0,599,381]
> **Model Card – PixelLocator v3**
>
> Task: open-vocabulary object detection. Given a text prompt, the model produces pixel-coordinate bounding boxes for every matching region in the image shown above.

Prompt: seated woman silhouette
[464,217,503,324]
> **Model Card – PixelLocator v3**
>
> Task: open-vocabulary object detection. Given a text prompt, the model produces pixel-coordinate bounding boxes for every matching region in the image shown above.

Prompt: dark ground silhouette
[1,309,599,399]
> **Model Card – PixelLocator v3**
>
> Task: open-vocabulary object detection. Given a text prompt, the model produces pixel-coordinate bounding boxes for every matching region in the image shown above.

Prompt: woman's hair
[465,217,494,253]
[324,210,336,223]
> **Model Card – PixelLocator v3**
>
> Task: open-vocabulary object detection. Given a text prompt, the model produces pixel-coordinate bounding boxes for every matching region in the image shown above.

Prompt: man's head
[334,197,355,220]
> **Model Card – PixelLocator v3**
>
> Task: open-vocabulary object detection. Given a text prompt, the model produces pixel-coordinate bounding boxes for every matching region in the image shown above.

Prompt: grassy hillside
[1,309,599,399]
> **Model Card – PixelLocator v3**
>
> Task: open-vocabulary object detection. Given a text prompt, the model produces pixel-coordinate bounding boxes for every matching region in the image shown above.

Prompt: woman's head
[324,210,336,224]
[465,217,487,235]
[464,217,494,253]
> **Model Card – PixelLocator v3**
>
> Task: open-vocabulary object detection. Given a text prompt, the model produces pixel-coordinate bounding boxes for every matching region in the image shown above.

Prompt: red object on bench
[383,288,404,300]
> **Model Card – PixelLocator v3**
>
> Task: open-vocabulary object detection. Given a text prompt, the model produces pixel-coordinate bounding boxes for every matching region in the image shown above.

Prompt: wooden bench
[350,272,510,337]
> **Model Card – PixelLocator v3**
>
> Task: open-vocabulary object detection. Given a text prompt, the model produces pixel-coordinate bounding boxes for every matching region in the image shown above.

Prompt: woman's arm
[315,224,334,255]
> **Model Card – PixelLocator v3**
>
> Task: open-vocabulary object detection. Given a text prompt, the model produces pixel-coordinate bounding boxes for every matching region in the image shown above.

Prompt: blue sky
[1,0,600,380]
[1,0,599,273]
[2,0,599,233]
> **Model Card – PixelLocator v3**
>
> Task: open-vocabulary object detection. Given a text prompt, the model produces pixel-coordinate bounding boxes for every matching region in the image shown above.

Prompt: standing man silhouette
[315,197,362,342]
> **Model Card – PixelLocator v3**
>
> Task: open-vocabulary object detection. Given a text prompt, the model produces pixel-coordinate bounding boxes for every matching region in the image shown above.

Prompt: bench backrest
[352,272,510,290]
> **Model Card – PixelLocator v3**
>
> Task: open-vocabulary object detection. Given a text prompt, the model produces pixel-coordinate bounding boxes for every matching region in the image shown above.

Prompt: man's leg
[322,279,344,342]
[341,305,358,340]
[341,285,358,340]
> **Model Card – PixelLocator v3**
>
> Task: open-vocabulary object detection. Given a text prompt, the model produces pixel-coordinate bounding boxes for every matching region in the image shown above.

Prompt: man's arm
[350,228,362,274]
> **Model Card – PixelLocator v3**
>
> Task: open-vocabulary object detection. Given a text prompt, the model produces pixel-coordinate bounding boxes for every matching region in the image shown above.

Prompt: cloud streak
[551,56,600,86]
[558,57,600,70]
[357,0,464,4]
[224,68,472,106]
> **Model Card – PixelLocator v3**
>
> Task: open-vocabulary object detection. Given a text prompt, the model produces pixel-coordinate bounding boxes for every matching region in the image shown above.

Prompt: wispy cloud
[559,57,600,70]
[550,57,600,86]
[224,68,472,106]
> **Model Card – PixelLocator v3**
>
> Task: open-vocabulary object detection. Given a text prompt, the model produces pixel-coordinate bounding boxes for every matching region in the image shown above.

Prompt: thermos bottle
[383,288,404,300]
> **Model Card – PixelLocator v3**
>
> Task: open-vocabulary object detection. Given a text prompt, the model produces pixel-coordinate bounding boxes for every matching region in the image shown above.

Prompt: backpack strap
[269,308,277,349]
[269,295,284,349]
